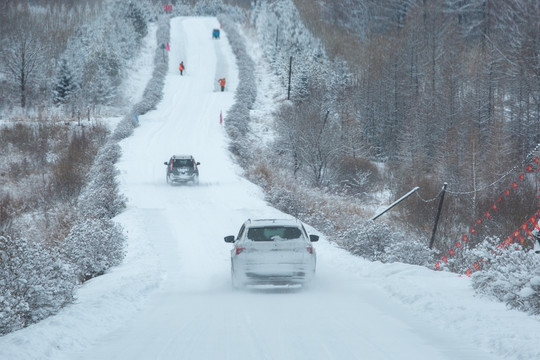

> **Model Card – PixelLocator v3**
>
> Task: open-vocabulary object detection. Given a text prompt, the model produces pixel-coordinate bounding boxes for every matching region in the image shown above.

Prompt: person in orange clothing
[179,61,185,75]
[218,77,226,91]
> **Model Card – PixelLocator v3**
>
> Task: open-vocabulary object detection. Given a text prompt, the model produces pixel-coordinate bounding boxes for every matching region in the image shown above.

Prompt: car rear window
[247,226,303,241]
[173,159,192,167]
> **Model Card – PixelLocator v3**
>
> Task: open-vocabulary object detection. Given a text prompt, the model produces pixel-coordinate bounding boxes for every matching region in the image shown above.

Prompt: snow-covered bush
[220,16,256,109]
[136,14,170,115]
[77,143,125,220]
[340,221,397,261]
[265,185,305,219]
[339,221,434,265]
[384,237,436,266]
[0,236,76,335]
[217,15,256,165]
[112,113,138,142]
[471,240,540,315]
[63,218,126,283]
[225,102,251,138]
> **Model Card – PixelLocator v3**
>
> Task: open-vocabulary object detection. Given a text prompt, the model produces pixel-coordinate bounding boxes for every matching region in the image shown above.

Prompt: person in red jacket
[218,77,226,91]
[179,61,185,75]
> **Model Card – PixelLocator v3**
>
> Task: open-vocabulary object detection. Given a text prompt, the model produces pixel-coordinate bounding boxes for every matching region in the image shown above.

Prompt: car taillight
[169,163,173,171]
[235,247,245,255]
[306,245,313,254]
[193,160,197,171]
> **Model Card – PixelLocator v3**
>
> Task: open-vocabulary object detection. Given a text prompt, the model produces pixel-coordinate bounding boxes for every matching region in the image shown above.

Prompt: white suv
[224,218,319,288]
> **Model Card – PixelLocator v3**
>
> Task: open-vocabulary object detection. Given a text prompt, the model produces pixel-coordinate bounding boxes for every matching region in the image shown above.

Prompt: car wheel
[193,175,199,185]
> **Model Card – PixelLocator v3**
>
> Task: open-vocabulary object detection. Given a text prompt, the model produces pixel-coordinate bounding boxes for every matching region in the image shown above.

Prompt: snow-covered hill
[0,16,539,360]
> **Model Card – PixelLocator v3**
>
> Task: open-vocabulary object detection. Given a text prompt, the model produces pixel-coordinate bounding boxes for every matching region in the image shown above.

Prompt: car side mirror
[196,162,200,165]
[164,162,168,165]
[224,235,235,243]
[309,234,319,242]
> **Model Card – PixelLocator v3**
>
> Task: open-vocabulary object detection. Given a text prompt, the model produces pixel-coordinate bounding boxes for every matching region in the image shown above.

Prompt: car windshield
[173,159,192,167]
[247,226,302,241]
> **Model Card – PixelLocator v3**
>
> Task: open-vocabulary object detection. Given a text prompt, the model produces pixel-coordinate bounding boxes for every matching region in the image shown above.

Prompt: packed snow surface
[1,16,539,360]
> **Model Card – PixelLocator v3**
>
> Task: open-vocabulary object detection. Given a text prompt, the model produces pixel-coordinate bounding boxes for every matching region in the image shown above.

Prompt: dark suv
[164,155,200,185]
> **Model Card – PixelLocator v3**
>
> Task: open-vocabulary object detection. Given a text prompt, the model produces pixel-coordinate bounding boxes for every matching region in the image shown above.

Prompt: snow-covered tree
[125,1,148,43]
[0,235,76,335]
[62,218,125,283]
[471,239,540,315]
[53,59,77,106]
[251,0,327,100]
[0,12,44,108]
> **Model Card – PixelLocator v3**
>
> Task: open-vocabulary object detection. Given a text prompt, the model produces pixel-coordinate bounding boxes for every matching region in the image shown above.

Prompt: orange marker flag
[522,223,534,237]
[530,217,540,231]
[514,230,525,245]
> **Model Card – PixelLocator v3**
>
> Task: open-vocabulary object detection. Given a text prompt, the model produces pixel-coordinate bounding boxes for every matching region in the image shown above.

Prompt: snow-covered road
[1,16,539,360]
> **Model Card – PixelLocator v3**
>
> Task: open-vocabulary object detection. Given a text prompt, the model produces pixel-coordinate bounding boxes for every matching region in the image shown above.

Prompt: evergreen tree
[53,59,77,106]
[125,2,148,43]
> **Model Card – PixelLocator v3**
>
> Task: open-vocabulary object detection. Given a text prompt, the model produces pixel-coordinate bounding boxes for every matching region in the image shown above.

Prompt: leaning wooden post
[370,187,420,221]
[429,182,448,249]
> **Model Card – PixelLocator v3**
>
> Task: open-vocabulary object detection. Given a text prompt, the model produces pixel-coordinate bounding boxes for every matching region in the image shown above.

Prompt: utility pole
[429,183,448,249]
[287,56,292,100]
